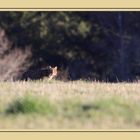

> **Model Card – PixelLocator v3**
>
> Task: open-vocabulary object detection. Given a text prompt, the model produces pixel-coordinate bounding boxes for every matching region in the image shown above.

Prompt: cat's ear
[54,66,57,70]
[48,66,52,69]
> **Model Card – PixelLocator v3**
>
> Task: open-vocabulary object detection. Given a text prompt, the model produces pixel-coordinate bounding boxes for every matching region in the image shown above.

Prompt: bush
[0,28,32,81]
[6,95,56,115]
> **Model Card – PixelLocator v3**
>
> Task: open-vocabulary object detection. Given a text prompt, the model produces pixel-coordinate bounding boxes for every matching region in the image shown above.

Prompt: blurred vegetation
[0,80,140,128]
[2,94,140,128]
[6,95,56,115]
[0,11,140,82]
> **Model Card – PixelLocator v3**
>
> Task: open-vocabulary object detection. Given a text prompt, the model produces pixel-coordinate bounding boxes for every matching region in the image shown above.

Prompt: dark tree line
[0,11,140,82]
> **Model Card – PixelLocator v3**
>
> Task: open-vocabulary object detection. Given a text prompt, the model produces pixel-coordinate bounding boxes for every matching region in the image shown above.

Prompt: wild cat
[22,66,58,80]
[48,66,58,80]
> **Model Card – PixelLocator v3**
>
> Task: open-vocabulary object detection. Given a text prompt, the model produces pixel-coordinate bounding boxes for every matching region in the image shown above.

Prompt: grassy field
[0,80,140,129]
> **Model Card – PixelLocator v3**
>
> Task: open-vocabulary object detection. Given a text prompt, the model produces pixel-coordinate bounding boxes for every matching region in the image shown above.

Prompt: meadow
[0,80,140,129]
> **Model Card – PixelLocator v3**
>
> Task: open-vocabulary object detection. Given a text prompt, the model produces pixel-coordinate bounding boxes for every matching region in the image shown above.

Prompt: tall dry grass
[0,80,140,129]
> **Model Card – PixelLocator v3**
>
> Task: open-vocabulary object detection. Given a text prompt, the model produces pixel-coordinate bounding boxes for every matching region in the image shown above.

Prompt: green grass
[0,80,140,128]
[58,97,140,124]
[5,95,56,115]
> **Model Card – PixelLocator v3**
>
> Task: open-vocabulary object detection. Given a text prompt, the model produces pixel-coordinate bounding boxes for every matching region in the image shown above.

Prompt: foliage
[0,12,140,81]
[6,95,56,115]
[0,28,32,81]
